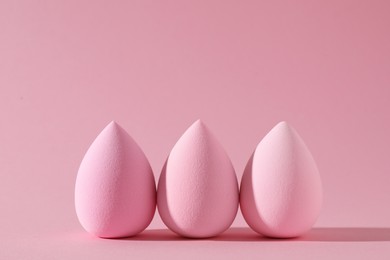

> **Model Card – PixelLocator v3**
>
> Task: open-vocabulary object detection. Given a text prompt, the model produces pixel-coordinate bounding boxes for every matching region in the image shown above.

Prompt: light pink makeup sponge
[240,121,322,238]
[75,121,156,238]
[157,120,239,238]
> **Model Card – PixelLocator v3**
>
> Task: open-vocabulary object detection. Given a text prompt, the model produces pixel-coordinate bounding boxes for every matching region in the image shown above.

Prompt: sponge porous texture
[240,121,322,238]
[158,120,239,238]
[75,121,156,238]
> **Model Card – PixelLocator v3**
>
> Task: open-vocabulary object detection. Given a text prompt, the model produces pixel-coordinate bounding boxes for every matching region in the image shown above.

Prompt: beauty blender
[157,120,239,238]
[75,121,156,238]
[240,121,322,238]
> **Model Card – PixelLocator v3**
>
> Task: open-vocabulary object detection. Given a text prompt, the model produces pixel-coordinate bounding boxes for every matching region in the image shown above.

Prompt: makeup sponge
[157,120,239,238]
[75,121,156,238]
[240,121,322,238]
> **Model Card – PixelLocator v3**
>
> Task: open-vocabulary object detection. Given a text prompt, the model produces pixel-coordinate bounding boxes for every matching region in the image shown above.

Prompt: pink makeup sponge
[157,120,239,238]
[75,121,156,238]
[240,121,322,238]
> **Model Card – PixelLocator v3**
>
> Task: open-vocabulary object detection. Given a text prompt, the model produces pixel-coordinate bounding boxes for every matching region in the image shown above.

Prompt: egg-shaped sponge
[240,121,322,238]
[75,121,156,238]
[157,120,239,238]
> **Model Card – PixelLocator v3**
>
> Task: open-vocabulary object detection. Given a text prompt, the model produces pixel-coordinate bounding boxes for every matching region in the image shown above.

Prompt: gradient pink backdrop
[1,0,390,259]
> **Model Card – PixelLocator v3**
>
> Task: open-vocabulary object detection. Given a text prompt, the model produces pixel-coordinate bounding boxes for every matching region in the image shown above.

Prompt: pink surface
[75,122,156,238]
[158,120,239,238]
[241,122,322,238]
[1,0,390,258]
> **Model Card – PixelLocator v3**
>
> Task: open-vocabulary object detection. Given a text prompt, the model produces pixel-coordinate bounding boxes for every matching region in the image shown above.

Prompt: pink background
[1,0,390,259]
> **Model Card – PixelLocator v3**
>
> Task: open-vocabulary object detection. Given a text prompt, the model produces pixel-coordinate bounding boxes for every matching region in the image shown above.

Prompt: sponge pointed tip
[275,121,294,132]
[277,120,289,127]
[107,121,122,130]
[194,119,203,125]
[104,121,126,135]
[191,119,208,131]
